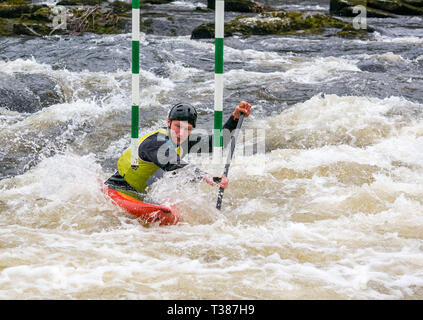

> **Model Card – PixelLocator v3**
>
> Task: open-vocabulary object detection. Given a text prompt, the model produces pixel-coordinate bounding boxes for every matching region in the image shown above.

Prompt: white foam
[225,56,360,85]
[0,57,53,74]
[170,1,206,9]
[352,52,407,63]
[374,32,423,44]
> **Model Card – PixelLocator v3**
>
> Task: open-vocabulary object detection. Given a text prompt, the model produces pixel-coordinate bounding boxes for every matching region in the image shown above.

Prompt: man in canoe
[105,101,252,195]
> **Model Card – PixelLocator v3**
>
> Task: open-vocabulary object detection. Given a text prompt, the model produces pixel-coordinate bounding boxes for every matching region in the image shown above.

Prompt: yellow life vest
[117,129,183,193]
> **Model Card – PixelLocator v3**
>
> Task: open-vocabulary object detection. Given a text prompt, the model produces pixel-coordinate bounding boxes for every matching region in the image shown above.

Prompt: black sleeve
[139,134,188,172]
[187,114,239,154]
[223,114,240,132]
[138,133,207,180]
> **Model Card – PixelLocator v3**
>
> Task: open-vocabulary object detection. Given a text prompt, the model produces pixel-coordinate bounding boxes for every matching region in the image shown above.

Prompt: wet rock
[403,0,423,6]
[330,0,423,17]
[0,0,33,19]
[207,0,267,13]
[66,5,127,35]
[12,21,52,36]
[336,22,375,38]
[0,73,64,113]
[0,1,56,36]
[13,5,61,36]
[29,7,54,22]
[55,0,174,5]
[110,0,131,14]
[144,0,174,3]
[0,0,131,36]
[0,17,13,35]
[56,0,105,5]
[357,60,387,72]
[368,0,423,14]
[0,0,181,36]
[191,11,356,39]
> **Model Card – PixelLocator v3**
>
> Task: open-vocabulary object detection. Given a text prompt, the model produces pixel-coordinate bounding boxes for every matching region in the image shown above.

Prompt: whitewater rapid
[1,0,423,299]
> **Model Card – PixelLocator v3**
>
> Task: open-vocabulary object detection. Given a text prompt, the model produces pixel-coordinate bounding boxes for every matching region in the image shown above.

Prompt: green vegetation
[191,11,363,39]
[330,0,423,17]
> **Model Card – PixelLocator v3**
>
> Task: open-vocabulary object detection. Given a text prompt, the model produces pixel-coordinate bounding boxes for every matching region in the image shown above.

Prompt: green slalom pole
[131,0,140,169]
[213,0,224,162]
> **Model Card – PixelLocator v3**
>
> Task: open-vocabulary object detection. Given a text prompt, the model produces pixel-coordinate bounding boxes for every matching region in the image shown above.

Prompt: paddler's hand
[232,101,252,119]
[204,174,229,189]
[217,175,229,189]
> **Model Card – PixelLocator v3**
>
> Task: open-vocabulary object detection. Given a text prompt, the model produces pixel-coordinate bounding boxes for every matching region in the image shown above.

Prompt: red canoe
[104,186,179,226]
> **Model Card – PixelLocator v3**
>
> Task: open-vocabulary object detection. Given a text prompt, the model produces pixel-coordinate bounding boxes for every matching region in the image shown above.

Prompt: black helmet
[168,103,198,128]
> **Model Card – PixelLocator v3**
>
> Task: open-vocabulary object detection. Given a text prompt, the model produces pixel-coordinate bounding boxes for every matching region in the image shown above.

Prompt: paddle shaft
[216,113,245,210]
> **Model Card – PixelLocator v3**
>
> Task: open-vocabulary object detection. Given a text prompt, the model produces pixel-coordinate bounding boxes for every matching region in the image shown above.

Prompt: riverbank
[0,0,375,38]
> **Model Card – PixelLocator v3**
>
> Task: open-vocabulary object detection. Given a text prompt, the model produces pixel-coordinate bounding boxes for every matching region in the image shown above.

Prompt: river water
[0,0,423,299]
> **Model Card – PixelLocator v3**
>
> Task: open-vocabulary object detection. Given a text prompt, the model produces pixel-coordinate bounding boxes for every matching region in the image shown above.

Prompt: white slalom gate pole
[131,0,140,169]
[213,0,224,163]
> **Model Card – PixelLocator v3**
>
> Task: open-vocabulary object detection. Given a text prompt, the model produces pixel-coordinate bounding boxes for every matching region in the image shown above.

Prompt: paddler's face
[168,120,193,145]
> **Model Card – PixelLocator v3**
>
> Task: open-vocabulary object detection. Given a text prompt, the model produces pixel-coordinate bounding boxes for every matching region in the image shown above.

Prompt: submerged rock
[207,0,268,13]
[191,11,366,39]
[357,60,387,72]
[0,73,64,113]
[330,0,423,17]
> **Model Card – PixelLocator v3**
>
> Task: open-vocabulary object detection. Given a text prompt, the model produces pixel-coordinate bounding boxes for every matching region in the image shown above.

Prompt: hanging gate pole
[213,0,225,162]
[131,0,140,169]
